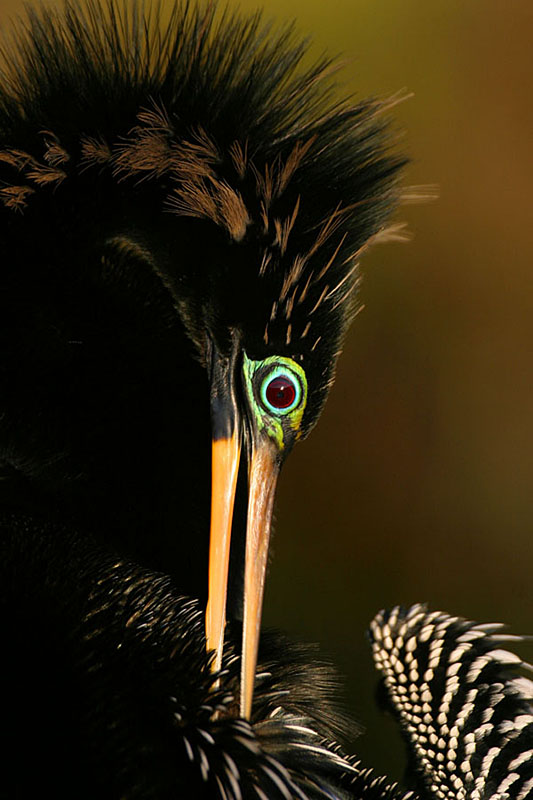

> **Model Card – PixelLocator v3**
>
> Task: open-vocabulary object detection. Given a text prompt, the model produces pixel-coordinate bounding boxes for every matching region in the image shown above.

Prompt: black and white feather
[2,513,418,800]
[370,605,533,800]
[3,3,531,799]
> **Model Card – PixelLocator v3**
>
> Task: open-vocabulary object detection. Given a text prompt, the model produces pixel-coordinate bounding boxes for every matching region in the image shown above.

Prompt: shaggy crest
[0,0,404,431]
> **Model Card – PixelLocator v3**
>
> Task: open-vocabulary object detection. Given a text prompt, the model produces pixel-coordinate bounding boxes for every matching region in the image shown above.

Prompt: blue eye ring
[260,365,302,415]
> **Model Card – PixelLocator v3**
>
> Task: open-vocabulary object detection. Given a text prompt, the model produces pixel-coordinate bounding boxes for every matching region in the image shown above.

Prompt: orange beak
[204,346,280,718]
[205,432,241,675]
[240,438,279,718]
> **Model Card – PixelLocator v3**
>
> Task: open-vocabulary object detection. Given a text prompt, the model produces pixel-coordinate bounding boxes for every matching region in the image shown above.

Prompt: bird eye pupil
[265,376,297,410]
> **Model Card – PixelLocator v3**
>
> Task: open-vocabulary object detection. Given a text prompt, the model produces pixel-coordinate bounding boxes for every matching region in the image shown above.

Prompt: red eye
[264,376,297,410]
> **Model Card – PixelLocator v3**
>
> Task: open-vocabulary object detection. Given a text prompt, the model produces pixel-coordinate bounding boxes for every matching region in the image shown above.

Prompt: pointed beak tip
[205,346,281,719]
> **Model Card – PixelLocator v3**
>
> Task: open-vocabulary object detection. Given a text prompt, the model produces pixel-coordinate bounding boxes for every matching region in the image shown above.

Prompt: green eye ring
[242,353,308,450]
[260,365,302,415]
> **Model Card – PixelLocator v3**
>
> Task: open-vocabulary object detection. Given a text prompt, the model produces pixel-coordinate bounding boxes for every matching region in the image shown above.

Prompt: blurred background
[1,0,532,784]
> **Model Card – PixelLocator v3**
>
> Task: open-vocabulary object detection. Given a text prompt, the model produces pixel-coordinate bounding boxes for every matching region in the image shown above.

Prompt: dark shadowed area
[2,0,532,783]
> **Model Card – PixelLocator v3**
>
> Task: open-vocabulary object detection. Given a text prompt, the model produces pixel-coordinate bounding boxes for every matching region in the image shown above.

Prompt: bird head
[0,0,403,718]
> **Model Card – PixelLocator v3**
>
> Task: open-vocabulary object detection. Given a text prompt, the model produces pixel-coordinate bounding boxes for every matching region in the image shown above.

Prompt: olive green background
[1,0,532,783]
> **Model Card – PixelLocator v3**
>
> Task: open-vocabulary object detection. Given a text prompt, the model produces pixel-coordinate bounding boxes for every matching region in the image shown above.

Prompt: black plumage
[0,0,400,597]
[0,1,402,794]
[2,2,533,799]
[4,512,413,798]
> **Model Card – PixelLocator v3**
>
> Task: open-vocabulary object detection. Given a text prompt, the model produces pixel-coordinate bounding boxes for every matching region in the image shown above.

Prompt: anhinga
[1,1,532,798]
